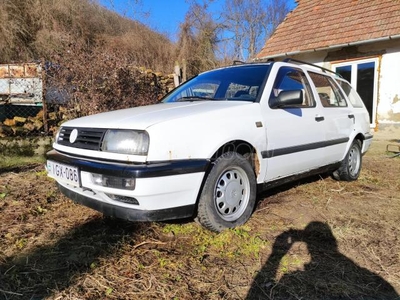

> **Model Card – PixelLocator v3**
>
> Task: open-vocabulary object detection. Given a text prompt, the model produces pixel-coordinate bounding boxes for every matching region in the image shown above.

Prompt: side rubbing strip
[261,137,349,158]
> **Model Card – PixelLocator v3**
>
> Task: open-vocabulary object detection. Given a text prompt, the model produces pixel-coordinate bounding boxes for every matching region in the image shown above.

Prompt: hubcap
[214,167,250,221]
[348,144,361,177]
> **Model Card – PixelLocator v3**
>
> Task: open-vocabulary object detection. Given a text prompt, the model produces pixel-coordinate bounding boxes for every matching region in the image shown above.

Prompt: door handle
[348,114,355,123]
[315,116,325,122]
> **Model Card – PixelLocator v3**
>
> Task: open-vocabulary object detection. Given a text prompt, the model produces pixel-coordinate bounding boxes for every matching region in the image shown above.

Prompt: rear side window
[308,72,348,107]
[269,67,315,107]
[337,80,365,108]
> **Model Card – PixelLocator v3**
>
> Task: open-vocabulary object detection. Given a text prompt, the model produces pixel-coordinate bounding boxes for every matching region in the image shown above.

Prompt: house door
[332,58,378,126]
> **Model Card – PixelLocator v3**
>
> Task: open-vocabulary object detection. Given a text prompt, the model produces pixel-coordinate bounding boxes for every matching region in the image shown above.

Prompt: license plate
[47,160,80,187]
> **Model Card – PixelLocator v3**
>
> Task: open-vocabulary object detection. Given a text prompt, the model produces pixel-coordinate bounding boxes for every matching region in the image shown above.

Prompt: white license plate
[47,160,80,186]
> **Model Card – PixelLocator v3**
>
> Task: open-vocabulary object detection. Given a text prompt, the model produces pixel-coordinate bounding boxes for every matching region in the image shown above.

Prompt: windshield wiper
[176,96,213,102]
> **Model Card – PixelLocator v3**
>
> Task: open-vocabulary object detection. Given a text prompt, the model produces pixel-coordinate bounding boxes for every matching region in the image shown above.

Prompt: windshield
[162,64,271,103]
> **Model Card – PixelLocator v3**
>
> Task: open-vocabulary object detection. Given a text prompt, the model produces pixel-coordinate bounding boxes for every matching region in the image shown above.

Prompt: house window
[333,58,378,125]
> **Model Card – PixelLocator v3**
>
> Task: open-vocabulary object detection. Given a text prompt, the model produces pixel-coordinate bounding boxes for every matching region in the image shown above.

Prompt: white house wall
[379,48,400,123]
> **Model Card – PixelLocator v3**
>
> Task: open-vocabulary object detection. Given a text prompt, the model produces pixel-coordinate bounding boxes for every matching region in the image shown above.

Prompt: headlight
[101,130,149,155]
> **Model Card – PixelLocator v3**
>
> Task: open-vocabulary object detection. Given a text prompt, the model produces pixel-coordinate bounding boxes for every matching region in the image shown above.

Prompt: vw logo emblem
[69,129,78,143]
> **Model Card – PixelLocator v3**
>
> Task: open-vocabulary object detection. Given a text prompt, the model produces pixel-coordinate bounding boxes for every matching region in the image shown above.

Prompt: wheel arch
[346,132,365,155]
[210,140,260,177]
[354,133,365,144]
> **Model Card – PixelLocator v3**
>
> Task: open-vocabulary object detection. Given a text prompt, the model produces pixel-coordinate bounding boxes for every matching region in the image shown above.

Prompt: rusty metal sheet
[25,63,41,77]
[0,63,43,104]
[0,63,41,78]
[10,65,25,78]
[0,65,9,78]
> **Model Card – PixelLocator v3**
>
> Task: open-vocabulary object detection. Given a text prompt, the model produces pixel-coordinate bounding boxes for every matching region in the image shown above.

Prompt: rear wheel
[333,139,362,181]
[196,152,256,232]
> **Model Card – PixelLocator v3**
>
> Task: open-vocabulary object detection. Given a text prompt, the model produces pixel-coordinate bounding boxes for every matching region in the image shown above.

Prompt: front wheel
[195,152,257,232]
[333,139,362,181]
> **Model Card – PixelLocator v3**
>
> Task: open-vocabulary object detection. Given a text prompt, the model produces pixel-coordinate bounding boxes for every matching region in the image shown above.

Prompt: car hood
[62,101,254,130]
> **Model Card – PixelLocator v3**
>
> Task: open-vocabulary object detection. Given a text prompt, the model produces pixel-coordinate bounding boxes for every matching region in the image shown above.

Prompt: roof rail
[233,60,246,65]
[283,58,342,78]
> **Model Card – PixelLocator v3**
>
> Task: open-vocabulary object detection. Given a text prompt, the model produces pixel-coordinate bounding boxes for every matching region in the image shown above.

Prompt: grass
[0,137,52,170]
[0,155,45,169]
[162,223,267,259]
[0,138,399,299]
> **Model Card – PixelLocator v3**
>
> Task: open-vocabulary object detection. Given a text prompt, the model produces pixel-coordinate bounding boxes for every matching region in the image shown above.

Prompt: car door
[336,78,371,137]
[262,66,326,181]
[307,72,354,163]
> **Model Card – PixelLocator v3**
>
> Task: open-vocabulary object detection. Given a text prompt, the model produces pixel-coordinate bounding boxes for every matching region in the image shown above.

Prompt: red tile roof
[257,0,400,59]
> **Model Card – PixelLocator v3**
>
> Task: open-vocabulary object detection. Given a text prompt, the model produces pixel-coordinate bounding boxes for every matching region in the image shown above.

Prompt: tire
[195,152,257,232]
[333,139,362,181]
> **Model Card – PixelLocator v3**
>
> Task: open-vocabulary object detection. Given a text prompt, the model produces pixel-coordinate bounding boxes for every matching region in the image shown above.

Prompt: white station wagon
[47,59,373,232]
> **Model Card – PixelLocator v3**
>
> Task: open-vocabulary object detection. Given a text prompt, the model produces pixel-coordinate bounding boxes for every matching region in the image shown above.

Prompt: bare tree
[222,0,290,61]
[176,0,221,77]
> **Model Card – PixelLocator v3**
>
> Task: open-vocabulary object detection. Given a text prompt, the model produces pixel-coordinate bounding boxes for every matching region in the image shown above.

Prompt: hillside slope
[0,0,174,72]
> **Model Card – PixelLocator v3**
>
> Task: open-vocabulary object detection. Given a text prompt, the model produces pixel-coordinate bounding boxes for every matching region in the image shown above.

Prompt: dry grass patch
[0,140,399,299]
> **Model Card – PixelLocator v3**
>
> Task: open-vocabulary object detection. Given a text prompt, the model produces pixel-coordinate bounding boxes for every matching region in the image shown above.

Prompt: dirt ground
[0,139,399,300]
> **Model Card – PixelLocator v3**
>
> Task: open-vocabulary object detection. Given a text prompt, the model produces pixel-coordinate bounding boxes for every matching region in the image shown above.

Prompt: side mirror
[270,90,304,108]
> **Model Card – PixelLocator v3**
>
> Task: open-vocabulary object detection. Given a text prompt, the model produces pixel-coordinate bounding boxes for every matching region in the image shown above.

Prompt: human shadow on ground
[246,221,399,300]
[0,216,143,300]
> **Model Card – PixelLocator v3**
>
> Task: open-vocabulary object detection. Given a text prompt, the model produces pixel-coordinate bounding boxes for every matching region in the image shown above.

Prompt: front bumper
[57,183,196,221]
[47,150,209,221]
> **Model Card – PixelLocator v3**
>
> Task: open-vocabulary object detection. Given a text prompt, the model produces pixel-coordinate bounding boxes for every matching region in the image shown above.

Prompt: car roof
[202,59,342,80]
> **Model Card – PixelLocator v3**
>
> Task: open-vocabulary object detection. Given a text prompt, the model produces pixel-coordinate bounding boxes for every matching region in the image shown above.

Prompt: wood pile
[134,66,177,92]
[0,67,179,138]
[0,110,58,137]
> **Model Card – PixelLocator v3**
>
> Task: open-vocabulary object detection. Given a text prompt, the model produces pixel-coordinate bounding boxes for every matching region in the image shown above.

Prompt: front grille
[57,127,107,150]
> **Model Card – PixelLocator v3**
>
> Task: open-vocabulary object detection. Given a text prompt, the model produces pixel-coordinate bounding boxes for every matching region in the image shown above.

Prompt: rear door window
[308,72,348,107]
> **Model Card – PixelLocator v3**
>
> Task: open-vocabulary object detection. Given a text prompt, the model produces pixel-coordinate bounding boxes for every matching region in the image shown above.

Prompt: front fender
[145,103,267,162]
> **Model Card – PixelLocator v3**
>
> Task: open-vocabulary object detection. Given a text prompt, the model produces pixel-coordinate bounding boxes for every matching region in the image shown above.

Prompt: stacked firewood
[0,110,57,137]
[0,68,179,137]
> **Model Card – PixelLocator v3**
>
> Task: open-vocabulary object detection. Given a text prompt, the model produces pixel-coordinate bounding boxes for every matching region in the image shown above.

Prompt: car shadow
[0,216,145,300]
[246,221,399,299]
[256,172,331,205]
